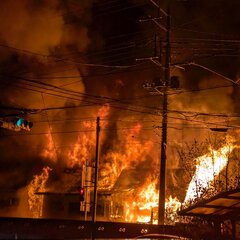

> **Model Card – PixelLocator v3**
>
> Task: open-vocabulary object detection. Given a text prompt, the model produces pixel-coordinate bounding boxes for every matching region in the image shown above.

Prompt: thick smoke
[0,0,90,193]
[157,0,240,199]
[0,0,63,53]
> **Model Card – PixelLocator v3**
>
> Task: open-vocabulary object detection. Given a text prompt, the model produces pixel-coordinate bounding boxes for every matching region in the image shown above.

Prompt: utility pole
[158,7,171,225]
[139,1,171,225]
[92,116,100,224]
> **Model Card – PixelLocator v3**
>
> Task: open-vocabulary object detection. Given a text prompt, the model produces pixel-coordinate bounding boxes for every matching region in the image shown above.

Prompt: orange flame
[27,166,52,218]
[99,123,154,189]
[98,103,110,119]
[123,179,181,224]
[67,104,110,168]
[68,132,95,167]
[40,105,183,224]
[165,196,181,223]
[185,140,235,203]
[42,128,57,162]
[125,180,158,223]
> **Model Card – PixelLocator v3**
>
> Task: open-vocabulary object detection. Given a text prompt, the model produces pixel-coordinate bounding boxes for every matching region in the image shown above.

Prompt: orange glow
[185,139,235,203]
[123,179,181,224]
[138,180,159,209]
[124,179,158,223]
[98,103,110,119]
[99,123,154,189]
[67,104,110,168]
[165,196,181,223]
[40,106,184,223]
[68,133,95,167]
[42,128,57,162]
[27,166,52,218]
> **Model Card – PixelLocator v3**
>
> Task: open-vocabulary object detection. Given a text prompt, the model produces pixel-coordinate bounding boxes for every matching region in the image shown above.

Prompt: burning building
[0,1,239,233]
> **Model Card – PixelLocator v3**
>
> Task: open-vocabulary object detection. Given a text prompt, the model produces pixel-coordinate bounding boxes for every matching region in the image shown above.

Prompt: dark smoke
[0,0,90,191]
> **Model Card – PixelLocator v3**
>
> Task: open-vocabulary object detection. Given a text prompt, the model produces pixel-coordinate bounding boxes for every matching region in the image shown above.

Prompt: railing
[0,217,194,239]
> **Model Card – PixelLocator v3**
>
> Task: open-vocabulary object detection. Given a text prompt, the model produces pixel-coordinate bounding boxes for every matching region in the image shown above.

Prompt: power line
[94,1,147,18]
[168,85,233,95]
[2,74,169,113]
[173,26,240,38]
[0,44,142,69]
[188,62,238,86]
[1,74,239,120]
[1,122,239,138]
[0,80,163,117]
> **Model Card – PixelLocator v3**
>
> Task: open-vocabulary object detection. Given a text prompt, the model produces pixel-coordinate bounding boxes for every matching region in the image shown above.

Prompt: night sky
[0,0,239,213]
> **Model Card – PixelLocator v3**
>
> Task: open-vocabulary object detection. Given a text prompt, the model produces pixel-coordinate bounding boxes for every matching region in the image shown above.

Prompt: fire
[123,179,181,224]
[68,132,95,167]
[39,105,184,224]
[184,141,235,203]
[27,166,52,218]
[99,123,154,189]
[98,103,110,119]
[42,128,57,162]
[138,180,159,210]
[165,196,181,223]
[67,104,110,167]
[132,180,158,224]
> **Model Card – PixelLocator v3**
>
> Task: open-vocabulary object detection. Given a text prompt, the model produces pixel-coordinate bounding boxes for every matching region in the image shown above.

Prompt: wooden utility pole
[92,116,100,223]
[138,1,171,225]
[158,7,171,225]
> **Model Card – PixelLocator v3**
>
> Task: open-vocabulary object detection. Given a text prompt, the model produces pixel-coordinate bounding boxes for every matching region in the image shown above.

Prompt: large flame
[99,123,154,189]
[123,179,181,224]
[184,140,235,203]
[68,130,95,167]
[124,179,158,223]
[41,106,237,224]
[67,104,110,167]
[27,166,52,218]
[40,105,183,224]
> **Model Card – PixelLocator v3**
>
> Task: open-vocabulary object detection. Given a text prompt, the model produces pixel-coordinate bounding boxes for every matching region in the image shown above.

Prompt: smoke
[0,0,63,54]
[0,0,91,194]
[166,67,236,198]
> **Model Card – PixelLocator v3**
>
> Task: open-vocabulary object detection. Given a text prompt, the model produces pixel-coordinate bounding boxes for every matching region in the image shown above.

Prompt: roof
[178,188,240,220]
